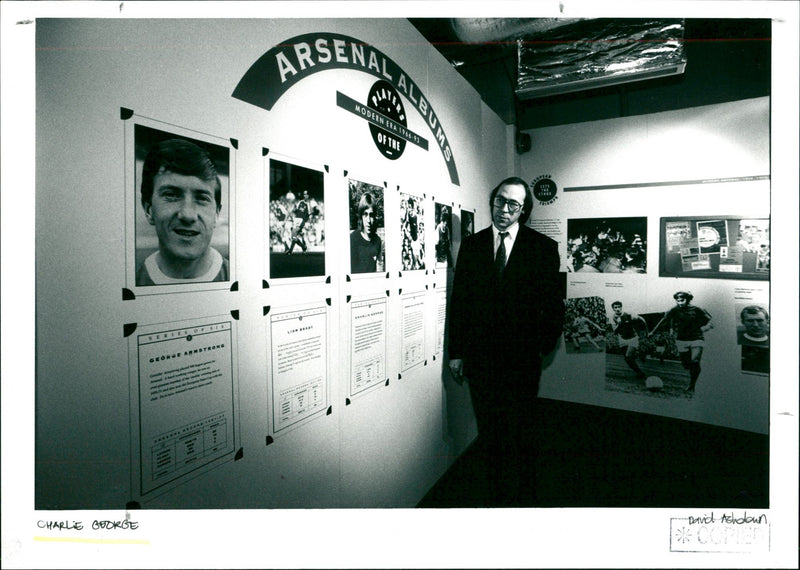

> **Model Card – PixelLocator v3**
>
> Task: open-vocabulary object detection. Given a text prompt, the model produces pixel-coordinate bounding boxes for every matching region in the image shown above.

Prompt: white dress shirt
[492,221,520,266]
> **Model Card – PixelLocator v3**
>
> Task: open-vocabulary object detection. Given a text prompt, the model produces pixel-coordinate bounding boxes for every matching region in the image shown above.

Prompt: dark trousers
[468,372,540,507]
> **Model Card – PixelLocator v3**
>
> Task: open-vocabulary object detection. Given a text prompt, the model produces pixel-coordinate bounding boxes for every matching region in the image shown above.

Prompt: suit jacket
[448,224,564,386]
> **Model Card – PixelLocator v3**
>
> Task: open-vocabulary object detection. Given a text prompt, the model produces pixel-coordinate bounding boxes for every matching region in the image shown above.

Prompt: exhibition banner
[233,32,460,185]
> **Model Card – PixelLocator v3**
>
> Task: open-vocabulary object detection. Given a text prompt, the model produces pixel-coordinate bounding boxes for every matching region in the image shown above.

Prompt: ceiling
[408,18,771,131]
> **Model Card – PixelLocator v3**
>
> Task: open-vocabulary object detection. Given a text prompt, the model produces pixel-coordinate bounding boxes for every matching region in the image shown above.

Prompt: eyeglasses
[493,196,523,213]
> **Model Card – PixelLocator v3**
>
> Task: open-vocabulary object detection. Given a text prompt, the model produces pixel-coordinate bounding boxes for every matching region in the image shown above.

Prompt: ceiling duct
[516,19,687,99]
[449,18,584,44]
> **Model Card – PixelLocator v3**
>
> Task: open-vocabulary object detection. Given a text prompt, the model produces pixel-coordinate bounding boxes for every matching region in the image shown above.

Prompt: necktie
[495,232,508,274]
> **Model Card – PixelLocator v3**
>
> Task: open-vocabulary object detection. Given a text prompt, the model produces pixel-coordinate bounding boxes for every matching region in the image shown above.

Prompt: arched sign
[232,32,460,186]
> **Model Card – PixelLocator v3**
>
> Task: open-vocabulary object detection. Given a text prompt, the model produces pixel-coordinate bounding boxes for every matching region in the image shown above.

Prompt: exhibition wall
[522,97,770,434]
[35,17,772,511]
[35,18,505,509]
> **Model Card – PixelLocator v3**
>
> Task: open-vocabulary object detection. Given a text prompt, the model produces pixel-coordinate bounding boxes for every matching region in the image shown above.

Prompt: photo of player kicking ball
[649,291,713,395]
[563,297,607,354]
[604,294,713,400]
[570,313,605,351]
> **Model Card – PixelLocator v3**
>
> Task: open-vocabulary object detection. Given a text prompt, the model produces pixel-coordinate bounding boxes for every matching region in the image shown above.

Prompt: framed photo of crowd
[566,216,647,274]
[659,216,770,280]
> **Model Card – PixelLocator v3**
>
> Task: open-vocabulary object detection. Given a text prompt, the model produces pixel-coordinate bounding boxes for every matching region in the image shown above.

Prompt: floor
[417,398,769,509]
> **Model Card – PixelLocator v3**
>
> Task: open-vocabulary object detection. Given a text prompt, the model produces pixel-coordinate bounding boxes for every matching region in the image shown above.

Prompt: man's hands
[449,359,465,385]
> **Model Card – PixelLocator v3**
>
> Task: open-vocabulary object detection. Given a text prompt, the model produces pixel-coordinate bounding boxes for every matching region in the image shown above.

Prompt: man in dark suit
[448,176,564,506]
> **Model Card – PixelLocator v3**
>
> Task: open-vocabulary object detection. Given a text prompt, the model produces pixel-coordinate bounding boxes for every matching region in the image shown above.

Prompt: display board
[267,303,331,436]
[521,98,772,435]
[348,295,389,398]
[435,287,447,356]
[660,216,769,280]
[128,316,240,501]
[400,290,427,372]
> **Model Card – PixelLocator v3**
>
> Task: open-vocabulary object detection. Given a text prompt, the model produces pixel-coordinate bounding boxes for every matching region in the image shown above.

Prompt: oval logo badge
[368,80,407,160]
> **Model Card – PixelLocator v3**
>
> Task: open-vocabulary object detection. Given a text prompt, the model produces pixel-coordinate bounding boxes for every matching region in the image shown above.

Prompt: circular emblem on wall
[697,226,720,248]
[532,176,557,203]
[367,80,407,160]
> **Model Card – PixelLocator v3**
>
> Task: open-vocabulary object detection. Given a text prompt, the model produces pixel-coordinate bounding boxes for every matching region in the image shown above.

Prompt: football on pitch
[645,376,664,391]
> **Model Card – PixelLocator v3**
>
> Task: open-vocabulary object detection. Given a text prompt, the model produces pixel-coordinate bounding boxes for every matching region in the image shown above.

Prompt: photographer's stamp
[670,512,769,553]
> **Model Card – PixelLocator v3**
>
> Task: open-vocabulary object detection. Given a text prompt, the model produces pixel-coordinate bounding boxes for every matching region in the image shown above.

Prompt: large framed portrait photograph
[659,216,769,280]
[347,175,386,276]
[267,155,326,281]
[125,116,235,296]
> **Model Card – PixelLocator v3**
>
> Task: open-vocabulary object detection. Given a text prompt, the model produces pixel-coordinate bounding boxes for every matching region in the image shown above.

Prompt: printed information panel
[401,291,426,371]
[269,305,329,434]
[435,288,447,356]
[350,296,387,397]
[135,320,236,496]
